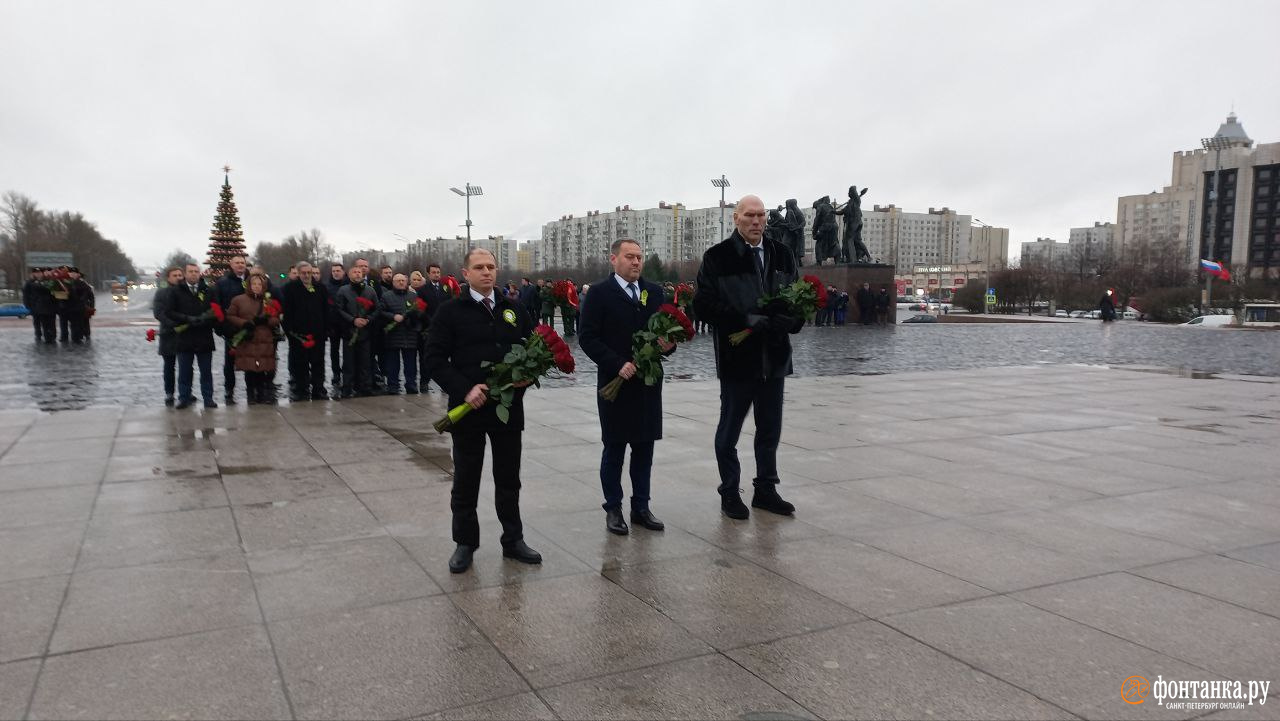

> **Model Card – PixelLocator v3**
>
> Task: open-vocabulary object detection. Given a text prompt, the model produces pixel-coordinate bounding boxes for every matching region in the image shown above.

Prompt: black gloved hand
[769,314,796,335]
[746,313,770,331]
[789,316,806,334]
[244,317,257,329]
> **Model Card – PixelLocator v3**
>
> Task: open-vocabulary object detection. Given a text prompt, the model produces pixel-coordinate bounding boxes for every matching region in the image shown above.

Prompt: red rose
[355,296,375,311]
[146,328,156,342]
[210,302,226,323]
[415,298,428,312]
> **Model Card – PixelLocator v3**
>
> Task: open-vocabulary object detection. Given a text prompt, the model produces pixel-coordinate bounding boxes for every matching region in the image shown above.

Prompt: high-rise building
[1116,113,1280,276]
[1020,237,1066,268]
[1066,222,1114,274]
[538,202,734,270]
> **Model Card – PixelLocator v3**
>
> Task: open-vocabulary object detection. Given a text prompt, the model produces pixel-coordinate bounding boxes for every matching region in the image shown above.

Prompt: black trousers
[713,377,785,495]
[57,310,73,341]
[162,354,176,398]
[288,337,326,394]
[32,315,42,340]
[222,337,237,394]
[341,339,372,395]
[35,314,55,343]
[417,337,431,391]
[328,329,343,380]
[600,440,654,511]
[450,426,523,548]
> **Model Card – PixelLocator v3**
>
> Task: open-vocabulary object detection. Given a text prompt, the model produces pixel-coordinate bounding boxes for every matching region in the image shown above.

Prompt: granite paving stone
[248,535,442,620]
[77,507,241,571]
[221,466,350,505]
[730,621,1074,720]
[540,653,817,720]
[603,551,865,650]
[417,692,558,721]
[1013,572,1280,680]
[91,476,227,516]
[0,575,67,662]
[0,659,40,721]
[50,554,259,653]
[1131,554,1280,617]
[232,493,386,551]
[1226,542,1280,572]
[452,573,712,688]
[0,485,98,529]
[29,625,290,720]
[0,523,84,583]
[0,459,105,491]
[270,596,529,720]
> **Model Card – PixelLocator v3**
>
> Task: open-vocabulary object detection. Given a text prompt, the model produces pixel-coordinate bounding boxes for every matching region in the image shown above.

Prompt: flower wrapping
[599,303,695,401]
[674,282,694,309]
[727,275,826,345]
[552,280,579,310]
[433,324,575,432]
[442,275,462,299]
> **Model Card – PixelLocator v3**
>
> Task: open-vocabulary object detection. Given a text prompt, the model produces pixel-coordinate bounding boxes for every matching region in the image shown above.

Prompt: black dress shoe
[224,395,237,405]
[605,508,629,535]
[630,509,665,531]
[203,400,219,409]
[721,492,750,520]
[164,397,175,407]
[751,485,795,516]
[502,540,542,565]
[311,389,329,400]
[174,398,194,410]
[448,545,475,574]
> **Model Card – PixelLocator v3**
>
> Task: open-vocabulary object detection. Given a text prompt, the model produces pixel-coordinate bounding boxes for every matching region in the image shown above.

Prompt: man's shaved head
[733,195,767,244]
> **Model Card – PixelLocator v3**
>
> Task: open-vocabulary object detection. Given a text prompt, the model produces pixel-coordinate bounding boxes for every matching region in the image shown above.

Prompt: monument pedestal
[800,262,895,293]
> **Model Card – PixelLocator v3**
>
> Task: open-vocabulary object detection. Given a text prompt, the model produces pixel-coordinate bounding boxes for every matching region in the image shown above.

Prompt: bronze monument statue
[834,185,872,264]
[765,206,786,247]
[811,196,839,265]
[783,199,806,266]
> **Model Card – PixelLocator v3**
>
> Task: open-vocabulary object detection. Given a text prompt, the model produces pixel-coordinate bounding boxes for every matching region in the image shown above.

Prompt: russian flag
[1200,259,1231,281]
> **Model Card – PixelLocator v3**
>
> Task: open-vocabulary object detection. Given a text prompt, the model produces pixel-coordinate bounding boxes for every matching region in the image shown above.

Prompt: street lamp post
[449,183,484,252]
[711,175,731,240]
[1200,136,1231,314]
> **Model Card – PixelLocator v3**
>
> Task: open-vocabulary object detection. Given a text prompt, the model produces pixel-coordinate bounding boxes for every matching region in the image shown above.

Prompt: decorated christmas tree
[205,165,247,276]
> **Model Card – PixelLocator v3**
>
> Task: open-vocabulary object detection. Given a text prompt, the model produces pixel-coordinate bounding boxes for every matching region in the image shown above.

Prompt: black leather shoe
[630,509,665,531]
[203,400,219,409]
[448,545,475,574]
[224,395,237,405]
[605,508,629,535]
[721,492,750,520]
[751,485,795,516]
[164,397,175,407]
[311,389,329,400]
[502,540,542,565]
[175,398,194,410]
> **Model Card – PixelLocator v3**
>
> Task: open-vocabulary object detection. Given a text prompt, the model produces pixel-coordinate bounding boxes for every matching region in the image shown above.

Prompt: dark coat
[518,283,539,318]
[216,272,249,310]
[152,286,178,356]
[423,292,534,432]
[325,276,348,334]
[855,287,875,316]
[28,280,56,315]
[281,279,329,338]
[376,287,422,350]
[692,230,801,380]
[578,274,669,444]
[333,281,380,342]
[227,293,280,372]
[165,280,217,354]
[417,281,448,323]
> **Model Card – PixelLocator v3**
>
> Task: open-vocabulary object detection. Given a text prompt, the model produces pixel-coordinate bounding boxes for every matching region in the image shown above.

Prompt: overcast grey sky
[2,0,1277,266]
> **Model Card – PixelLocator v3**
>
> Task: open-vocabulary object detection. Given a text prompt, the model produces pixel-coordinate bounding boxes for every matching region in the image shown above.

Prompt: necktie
[483,297,493,314]
[627,283,639,303]
[190,284,197,295]
[752,247,765,281]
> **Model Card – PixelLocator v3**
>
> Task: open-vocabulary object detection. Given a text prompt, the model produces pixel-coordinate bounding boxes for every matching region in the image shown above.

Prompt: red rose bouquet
[175,302,224,334]
[230,296,282,348]
[433,324,575,432]
[727,275,826,345]
[145,328,156,342]
[599,303,695,401]
[289,332,317,349]
[674,282,694,309]
[552,280,579,310]
[350,294,376,346]
[385,296,427,332]
[442,275,462,299]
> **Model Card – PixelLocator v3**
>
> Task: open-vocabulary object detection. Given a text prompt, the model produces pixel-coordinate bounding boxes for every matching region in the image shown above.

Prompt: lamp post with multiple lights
[1200,136,1231,314]
[711,175,731,241]
[449,183,483,251]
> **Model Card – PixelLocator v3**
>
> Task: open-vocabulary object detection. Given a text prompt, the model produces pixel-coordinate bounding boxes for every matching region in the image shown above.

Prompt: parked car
[1181,315,1236,327]
[1085,310,1102,319]
[0,303,30,319]
[1053,310,1069,318]
[901,314,938,324]
[1122,310,1139,320]
[1069,310,1088,318]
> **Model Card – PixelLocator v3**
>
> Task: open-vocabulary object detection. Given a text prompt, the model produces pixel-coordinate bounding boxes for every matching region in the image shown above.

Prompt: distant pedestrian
[153,267,183,405]
[856,283,875,325]
[1100,289,1117,322]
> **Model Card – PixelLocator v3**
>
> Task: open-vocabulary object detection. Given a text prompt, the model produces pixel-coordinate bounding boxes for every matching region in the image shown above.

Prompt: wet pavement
[0,364,1278,720]
[1,287,1278,411]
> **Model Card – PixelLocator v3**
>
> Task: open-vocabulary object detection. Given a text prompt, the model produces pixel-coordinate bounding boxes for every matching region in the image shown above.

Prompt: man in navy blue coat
[578,239,674,535]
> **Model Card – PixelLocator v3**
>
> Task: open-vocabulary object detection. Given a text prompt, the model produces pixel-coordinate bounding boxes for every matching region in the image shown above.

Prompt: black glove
[789,316,806,334]
[746,313,770,331]
[244,317,257,329]
[185,314,205,327]
[769,314,796,336]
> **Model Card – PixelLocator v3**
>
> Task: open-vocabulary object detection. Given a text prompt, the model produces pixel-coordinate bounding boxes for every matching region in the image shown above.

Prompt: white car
[1053,310,1069,318]
[1181,315,1235,327]
[1069,310,1088,318]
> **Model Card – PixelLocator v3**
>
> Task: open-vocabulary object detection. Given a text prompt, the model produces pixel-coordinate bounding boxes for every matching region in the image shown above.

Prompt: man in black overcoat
[578,239,674,535]
[692,195,801,520]
[325,262,348,387]
[416,263,450,392]
[166,263,219,409]
[423,248,541,574]
[282,261,330,400]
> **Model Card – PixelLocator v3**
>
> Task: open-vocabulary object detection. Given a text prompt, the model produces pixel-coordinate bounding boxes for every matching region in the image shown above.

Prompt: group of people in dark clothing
[150,255,458,408]
[812,282,893,326]
[21,266,96,344]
